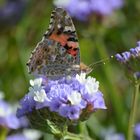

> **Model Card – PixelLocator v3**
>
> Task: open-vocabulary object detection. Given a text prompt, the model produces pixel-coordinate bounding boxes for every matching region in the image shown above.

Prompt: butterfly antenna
[88,55,114,70]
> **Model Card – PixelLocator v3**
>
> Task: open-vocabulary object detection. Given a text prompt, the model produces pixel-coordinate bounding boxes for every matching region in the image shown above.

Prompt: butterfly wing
[45,8,80,62]
[27,8,81,78]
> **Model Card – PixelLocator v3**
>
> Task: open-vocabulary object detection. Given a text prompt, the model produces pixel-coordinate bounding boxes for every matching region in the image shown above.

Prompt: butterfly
[27,8,92,79]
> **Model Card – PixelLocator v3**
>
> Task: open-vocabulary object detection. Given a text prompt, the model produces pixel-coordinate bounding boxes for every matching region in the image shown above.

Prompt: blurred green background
[0,0,140,139]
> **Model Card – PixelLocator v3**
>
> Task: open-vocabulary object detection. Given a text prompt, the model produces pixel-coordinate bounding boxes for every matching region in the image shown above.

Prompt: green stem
[63,132,93,140]
[0,127,8,140]
[127,82,140,140]
[79,122,88,136]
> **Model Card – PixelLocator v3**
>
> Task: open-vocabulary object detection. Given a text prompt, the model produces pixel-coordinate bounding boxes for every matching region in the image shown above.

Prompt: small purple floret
[122,51,131,61]
[16,95,36,118]
[115,53,125,63]
[92,92,107,109]
[68,106,81,120]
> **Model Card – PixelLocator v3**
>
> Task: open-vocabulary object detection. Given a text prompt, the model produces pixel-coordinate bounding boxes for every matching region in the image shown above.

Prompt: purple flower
[49,99,62,112]
[16,94,36,118]
[92,91,107,109]
[59,104,70,117]
[122,52,131,61]
[16,74,106,134]
[6,134,28,140]
[115,52,131,63]
[130,43,140,57]
[115,41,140,63]
[0,97,28,129]
[134,123,140,139]
[70,79,81,91]
[59,105,82,120]
[54,0,91,20]
[17,74,106,122]
[66,0,91,20]
[91,0,124,15]
[0,0,27,28]
[54,0,124,20]
[115,53,125,63]
[115,41,140,80]
[67,106,81,120]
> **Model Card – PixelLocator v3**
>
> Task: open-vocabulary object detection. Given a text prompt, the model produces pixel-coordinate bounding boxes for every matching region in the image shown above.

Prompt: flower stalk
[127,80,140,140]
[63,132,92,140]
[0,127,7,140]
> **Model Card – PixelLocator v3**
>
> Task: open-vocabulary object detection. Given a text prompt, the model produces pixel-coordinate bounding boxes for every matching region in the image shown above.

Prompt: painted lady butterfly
[27,8,91,79]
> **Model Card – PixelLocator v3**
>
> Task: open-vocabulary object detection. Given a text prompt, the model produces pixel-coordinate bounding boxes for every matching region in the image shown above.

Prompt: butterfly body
[27,8,91,79]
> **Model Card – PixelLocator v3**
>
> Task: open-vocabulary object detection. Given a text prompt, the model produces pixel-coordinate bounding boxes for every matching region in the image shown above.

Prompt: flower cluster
[115,41,140,80]
[115,41,140,63]
[53,0,124,20]
[17,73,106,132]
[17,73,106,120]
[0,92,42,140]
[0,0,27,29]
[0,92,27,129]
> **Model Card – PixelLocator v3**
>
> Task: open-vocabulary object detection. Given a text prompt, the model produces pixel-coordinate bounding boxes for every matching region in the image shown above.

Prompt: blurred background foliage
[0,0,140,139]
